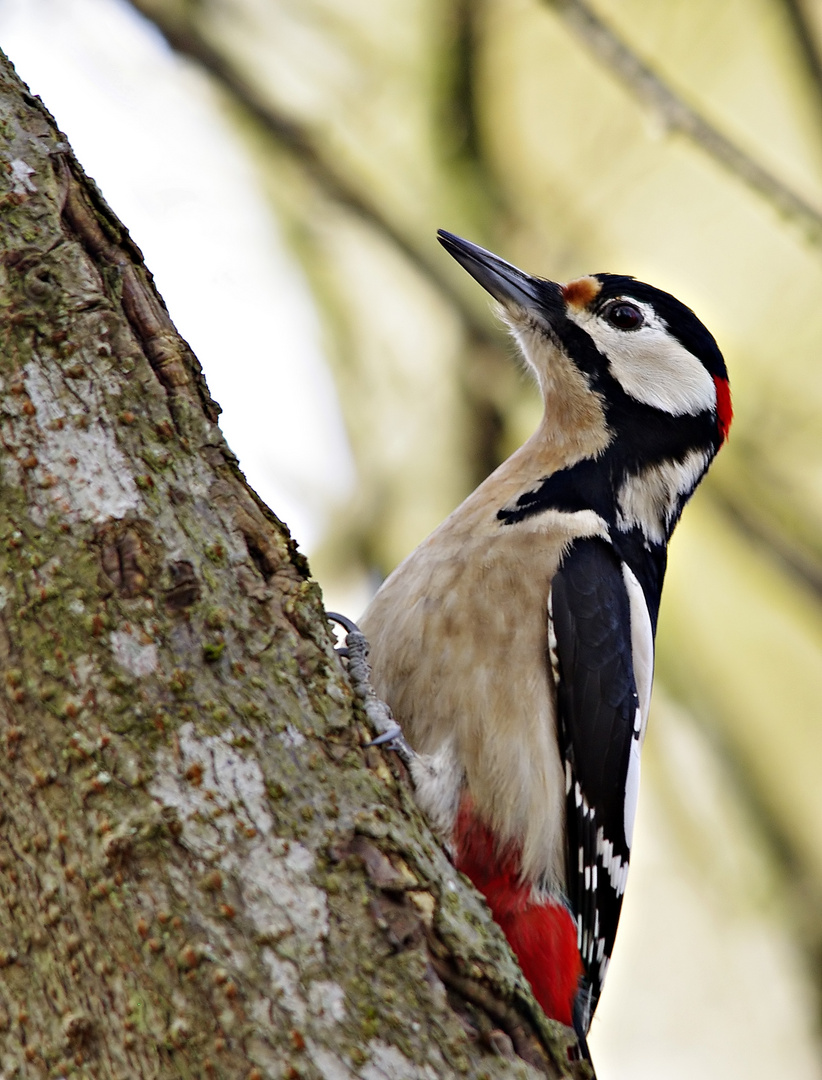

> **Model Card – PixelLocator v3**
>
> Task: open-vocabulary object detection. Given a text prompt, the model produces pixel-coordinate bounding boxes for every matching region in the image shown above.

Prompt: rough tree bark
[0,52,586,1080]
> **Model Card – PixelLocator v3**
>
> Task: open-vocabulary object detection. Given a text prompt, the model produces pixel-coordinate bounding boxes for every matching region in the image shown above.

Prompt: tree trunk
[0,52,584,1079]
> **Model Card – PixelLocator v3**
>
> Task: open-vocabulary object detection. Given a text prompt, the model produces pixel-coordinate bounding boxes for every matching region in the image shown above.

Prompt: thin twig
[548,0,822,244]
[781,0,822,119]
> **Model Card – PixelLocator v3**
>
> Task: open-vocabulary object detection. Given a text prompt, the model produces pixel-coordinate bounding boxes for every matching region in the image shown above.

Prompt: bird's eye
[603,301,644,331]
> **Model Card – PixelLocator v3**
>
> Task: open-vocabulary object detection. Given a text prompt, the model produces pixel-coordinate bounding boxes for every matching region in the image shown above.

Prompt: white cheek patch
[566,302,717,416]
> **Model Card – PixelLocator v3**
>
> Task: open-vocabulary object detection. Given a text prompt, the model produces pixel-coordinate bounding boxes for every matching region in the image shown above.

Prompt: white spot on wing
[596,826,630,897]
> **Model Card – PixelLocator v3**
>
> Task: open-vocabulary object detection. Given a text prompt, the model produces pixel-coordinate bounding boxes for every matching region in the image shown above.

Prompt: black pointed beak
[437,230,558,312]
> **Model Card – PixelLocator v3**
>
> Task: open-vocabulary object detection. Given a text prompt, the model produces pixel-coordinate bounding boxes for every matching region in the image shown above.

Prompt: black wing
[549,536,650,1035]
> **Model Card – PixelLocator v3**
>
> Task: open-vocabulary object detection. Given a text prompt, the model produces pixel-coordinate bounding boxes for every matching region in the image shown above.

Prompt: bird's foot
[326,612,415,765]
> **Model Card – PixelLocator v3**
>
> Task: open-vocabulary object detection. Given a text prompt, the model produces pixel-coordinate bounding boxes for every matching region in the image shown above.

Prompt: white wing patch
[565,300,717,417]
[620,563,654,851]
[617,449,709,544]
[620,563,654,733]
[623,733,642,851]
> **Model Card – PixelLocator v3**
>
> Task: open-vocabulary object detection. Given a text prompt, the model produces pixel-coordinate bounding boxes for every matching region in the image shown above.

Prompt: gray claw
[327,612,415,766]
[366,724,414,762]
[368,724,403,746]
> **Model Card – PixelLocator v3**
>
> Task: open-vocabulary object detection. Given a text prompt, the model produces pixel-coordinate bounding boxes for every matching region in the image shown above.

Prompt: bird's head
[438,230,732,469]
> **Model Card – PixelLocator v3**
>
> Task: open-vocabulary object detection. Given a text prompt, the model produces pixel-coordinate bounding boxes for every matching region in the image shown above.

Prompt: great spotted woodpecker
[358,231,732,1062]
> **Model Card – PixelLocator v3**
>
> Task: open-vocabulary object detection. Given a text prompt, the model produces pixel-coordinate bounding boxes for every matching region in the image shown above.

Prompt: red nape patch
[713,375,733,443]
[454,799,582,1028]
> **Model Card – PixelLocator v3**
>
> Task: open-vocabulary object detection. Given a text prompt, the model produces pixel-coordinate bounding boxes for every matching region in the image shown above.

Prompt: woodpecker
[359,231,732,1059]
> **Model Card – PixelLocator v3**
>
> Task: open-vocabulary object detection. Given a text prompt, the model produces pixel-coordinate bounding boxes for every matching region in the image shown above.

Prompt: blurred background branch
[551,0,822,242]
[782,0,822,118]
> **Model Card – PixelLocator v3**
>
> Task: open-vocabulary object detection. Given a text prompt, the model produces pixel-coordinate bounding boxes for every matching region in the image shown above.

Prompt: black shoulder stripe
[497,460,612,525]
